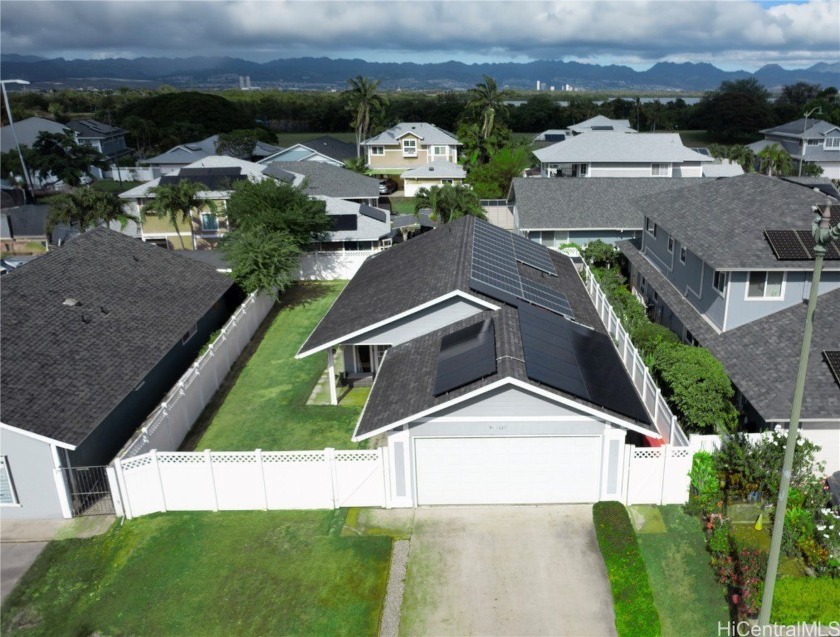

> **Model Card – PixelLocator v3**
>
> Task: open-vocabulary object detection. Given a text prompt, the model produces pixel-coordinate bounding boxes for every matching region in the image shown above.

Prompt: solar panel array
[331,215,358,231]
[358,203,388,223]
[764,229,840,260]
[160,167,246,191]
[433,318,497,396]
[824,351,840,388]
[470,221,577,319]
[518,304,651,425]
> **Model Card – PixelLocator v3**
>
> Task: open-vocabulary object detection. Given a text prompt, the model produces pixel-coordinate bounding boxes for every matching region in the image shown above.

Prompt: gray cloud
[1,0,837,69]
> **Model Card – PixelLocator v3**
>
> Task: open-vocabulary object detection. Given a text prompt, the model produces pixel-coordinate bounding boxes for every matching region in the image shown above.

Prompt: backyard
[0,510,390,637]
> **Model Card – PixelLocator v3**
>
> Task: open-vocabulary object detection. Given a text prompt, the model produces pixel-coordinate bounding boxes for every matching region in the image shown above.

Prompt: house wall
[0,428,65,519]
[589,162,664,178]
[672,162,704,177]
[817,162,840,179]
[403,177,463,197]
[67,289,240,468]
[367,142,458,170]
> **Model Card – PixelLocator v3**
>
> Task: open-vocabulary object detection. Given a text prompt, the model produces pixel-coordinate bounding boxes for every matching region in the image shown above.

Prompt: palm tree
[345,76,386,159]
[415,184,486,224]
[141,180,213,250]
[48,186,138,233]
[727,145,756,173]
[466,76,510,140]
[757,143,793,177]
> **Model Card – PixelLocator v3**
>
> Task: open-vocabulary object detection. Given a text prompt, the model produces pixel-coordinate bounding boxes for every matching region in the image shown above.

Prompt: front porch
[307,344,389,406]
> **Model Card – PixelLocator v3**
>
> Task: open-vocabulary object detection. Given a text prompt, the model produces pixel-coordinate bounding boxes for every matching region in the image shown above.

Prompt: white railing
[580,260,690,446]
[113,447,387,518]
[118,292,276,459]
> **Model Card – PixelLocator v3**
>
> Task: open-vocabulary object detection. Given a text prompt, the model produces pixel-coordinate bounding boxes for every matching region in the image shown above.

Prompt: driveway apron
[400,505,617,637]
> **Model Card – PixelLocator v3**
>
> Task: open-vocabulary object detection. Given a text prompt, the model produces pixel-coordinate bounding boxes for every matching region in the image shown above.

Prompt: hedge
[771,577,840,625]
[593,502,662,637]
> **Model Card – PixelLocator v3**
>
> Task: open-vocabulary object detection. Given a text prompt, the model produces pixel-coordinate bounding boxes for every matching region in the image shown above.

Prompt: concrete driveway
[399,505,617,637]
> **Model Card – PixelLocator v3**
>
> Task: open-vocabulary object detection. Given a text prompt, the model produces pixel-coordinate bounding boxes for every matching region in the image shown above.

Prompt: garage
[413,435,603,505]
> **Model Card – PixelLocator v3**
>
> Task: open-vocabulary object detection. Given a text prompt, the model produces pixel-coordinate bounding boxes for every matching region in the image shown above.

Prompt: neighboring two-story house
[749,118,840,179]
[533,132,713,178]
[66,119,133,171]
[618,174,839,468]
[362,123,461,191]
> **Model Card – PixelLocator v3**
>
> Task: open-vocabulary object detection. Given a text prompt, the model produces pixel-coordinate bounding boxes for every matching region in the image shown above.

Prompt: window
[825,137,840,150]
[201,213,219,231]
[431,145,448,156]
[640,276,647,294]
[807,139,821,146]
[645,218,657,237]
[747,271,784,299]
[441,179,453,185]
[667,237,674,253]
[651,163,669,177]
[402,139,417,156]
[370,146,384,156]
[0,457,18,505]
[182,323,197,344]
[713,270,727,295]
[578,164,588,176]
[680,246,687,263]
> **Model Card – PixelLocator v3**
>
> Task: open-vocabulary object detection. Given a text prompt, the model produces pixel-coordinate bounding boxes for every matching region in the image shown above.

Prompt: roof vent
[100,306,110,315]
[81,313,92,323]
[63,298,81,307]
[429,167,434,172]
[133,255,141,262]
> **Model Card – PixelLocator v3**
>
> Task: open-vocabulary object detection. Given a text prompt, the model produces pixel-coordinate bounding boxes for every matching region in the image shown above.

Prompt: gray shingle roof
[298,136,357,162]
[511,177,701,230]
[534,132,712,164]
[0,117,69,153]
[364,123,460,147]
[1,205,50,238]
[402,161,466,179]
[638,173,839,270]
[761,119,840,139]
[262,162,380,199]
[0,228,235,446]
[67,119,127,139]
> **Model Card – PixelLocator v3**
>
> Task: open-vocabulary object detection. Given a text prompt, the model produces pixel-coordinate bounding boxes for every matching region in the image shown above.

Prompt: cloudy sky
[1,0,838,71]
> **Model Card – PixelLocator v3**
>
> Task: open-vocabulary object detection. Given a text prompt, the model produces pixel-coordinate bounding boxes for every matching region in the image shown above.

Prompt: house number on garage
[488,424,508,431]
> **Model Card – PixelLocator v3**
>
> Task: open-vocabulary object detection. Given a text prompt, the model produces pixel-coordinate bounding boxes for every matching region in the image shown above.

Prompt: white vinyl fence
[118,292,275,458]
[105,166,161,182]
[114,448,387,518]
[624,444,693,505]
[297,250,378,280]
[581,261,689,446]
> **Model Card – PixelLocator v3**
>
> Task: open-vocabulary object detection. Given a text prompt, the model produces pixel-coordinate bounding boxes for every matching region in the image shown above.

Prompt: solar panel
[511,232,558,275]
[358,204,387,223]
[824,351,840,388]
[517,304,651,425]
[520,279,575,318]
[433,318,497,396]
[765,229,840,261]
[591,125,614,131]
[331,215,358,231]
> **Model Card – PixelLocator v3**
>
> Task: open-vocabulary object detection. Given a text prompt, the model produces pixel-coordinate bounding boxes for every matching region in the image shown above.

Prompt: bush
[629,321,681,359]
[583,240,624,269]
[771,578,840,624]
[592,502,662,637]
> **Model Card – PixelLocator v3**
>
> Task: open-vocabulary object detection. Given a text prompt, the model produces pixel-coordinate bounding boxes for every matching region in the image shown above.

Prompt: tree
[457,121,512,168]
[465,146,532,198]
[582,240,621,269]
[414,184,486,224]
[774,82,823,123]
[345,76,386,158]
[466,75,510,140]
[225,178,333,249]
[220,230,300,297]
[47,186,138,233]
[215,128,276,158]
[757,143,793,176]
[28,131,109,187]
[692,79,775,143]
[141,180,210,250]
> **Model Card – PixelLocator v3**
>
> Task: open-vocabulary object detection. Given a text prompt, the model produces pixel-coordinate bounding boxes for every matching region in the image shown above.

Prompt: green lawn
[0,510,391,637]
[388,196,417,215]
[196,281,367,451]
[632,505,731,637]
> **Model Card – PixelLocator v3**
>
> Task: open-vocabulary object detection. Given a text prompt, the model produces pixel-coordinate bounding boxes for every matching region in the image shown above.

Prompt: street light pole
[758,201,840,628]
[0,79,35,201]
[798,107,822,177]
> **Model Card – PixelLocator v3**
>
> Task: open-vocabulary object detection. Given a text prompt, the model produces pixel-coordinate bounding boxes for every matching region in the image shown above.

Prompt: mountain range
[2,54,838,91]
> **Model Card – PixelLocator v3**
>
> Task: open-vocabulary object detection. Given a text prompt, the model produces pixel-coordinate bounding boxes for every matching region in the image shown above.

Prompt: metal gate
[60,466,115,516]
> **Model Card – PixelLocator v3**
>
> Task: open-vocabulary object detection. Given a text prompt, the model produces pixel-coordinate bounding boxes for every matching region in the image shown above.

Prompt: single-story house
[0,228,241,519]
[258,136,356,167]
[400,160,467,197]
[262,161,380,205]
[297,216,661,506]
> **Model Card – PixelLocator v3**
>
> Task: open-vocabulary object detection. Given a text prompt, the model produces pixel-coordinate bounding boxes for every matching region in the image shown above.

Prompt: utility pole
[758,201,839,627]
[1,79,35,202]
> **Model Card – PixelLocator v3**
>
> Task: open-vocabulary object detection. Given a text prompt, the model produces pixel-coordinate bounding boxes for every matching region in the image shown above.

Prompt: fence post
[659,446,670,505]
[105,466,125,518]
[325,448,338,509]
[160,402,174,450]
[151,450,167,513]
[209,343,220,387]
[255,449,269,511]
[114,457,134,519]
[379,447,391,509]
[205,449,219,512]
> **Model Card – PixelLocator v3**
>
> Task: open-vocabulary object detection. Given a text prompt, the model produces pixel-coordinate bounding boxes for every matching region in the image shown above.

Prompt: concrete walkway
[400,505,617,637]
[1,516,114,602]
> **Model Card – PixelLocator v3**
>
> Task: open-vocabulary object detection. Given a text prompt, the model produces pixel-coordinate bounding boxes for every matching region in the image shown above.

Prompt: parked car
[379,178,398,195]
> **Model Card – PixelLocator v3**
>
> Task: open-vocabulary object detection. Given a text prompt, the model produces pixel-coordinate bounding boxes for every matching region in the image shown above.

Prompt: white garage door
[414,436,602,505]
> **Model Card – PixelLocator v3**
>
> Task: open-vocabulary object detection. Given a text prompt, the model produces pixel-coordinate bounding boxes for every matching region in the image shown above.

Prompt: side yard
[1,510,390,637]
[193,281,365,451]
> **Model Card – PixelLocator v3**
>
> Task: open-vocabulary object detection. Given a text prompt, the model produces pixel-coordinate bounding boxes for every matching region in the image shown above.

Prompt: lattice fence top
[670,448,691,459]
[211,452,257,463]
[335,451,379,462]
[121,455,154,471]
[633,448,664,459]
[262,452,326,463]
[158,453,206,464]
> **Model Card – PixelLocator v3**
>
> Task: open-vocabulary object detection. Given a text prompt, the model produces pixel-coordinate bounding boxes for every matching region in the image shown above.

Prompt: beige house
[401,161,467,197]
[362,123,461,177]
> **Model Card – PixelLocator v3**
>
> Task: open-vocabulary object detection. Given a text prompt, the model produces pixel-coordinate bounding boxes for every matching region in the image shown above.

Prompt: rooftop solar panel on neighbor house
[433,318,497,396]
[764,229,840,260]
[517,304,651,424]
[511,232,558,275]
[358,204,388,223]
[331,215,358,231]
[160,167,245,190]
[824,351,840,388]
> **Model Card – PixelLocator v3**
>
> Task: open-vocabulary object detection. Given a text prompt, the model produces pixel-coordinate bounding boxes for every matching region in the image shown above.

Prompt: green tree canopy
[47,186,138,234]
[692,78,775,143]
[220,230,300,298]
[225,178,333,249]
[757,143,793,176]
[466,75,511,140]
[345,76,386,158]
[141,180,210,250]
[414,184,486,224]
[28,131,109,187]
[215,128,277,158]
[457,121,512,168]
[465,146,533,199]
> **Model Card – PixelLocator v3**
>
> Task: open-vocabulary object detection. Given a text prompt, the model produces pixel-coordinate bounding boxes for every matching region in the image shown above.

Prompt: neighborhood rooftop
[364,122,461,146]
[533,132,713,164]
[0,228,235,447]
[262,161,380,198]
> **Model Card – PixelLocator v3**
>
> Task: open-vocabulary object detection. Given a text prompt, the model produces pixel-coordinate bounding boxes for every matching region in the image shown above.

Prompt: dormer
[824,127,840,151]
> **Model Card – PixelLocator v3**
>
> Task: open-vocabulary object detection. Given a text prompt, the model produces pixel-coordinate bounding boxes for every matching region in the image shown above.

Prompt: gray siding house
[618,174,839,468]
[749,118,840,179]
[297,217,664,507]
[0,229,240,519]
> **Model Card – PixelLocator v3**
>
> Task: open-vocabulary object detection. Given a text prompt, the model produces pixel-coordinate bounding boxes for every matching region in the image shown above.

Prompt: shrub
[629,321,681,359]
[592,502,661,637]
[583,240,622,269]
[771,578,840,625]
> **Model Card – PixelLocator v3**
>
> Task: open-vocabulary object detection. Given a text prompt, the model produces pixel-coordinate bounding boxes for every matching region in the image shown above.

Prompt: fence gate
[60,466,115,516]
